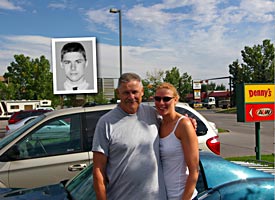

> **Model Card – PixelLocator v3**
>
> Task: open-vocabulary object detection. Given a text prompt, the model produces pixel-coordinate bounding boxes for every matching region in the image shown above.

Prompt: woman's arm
[177,117,199,200]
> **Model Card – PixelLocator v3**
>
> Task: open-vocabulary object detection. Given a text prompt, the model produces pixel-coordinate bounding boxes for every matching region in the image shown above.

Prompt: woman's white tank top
[160,116,197,200]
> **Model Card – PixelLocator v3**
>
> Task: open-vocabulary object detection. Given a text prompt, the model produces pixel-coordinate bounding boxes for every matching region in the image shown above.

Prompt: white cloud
[48,3,66,9]
[0,35,51,72]
[127,5,174,27]
[85,8,116,31]
[0,0,23,10]
[1,0,273,89]
[48,0,73,10]
[240,0,274,22]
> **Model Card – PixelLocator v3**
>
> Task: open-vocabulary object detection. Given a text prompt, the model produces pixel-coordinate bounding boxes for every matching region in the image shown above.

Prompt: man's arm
[93,152,108,200]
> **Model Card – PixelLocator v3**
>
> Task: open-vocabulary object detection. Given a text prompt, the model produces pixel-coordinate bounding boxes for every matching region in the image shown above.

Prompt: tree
[229,39,274,85]
[142,69,165,100]
[241,39,274,83]
[143,67,193,102]
[164,67,193,101]
[215,83,226,90]
[229,39,274,105]
[0,81,15,100]
[201,82,226,92]
[3,54,60,106]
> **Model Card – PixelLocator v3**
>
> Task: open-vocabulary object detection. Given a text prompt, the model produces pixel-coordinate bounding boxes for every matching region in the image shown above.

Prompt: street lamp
[109,8,122,76]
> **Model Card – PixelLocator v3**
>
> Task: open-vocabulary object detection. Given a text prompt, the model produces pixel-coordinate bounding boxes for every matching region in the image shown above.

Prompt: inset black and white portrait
[52,37,97,94]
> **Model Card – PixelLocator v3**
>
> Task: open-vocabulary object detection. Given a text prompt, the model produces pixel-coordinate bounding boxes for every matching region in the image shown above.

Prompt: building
[186,90,233,107]
[97,78,116,100]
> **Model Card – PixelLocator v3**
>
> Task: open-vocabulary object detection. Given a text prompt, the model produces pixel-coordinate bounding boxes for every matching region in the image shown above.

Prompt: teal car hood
[199,151,274,188]
[0,184,69,199]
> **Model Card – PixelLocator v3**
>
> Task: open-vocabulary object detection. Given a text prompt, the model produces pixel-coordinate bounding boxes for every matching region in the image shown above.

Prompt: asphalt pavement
[0,111,274,159]
[199,109,274,158]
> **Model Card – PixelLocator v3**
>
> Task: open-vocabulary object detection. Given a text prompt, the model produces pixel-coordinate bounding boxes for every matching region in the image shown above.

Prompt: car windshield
[65,164,96,199]
[0,115,46,150]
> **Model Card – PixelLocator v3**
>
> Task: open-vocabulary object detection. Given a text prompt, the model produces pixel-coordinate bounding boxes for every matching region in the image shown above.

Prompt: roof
[208,90,231,98]
[186,91,231,100]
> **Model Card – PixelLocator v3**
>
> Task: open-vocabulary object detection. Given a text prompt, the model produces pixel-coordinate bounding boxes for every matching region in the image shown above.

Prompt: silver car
[5,116,38,135]
[0,104,115,188]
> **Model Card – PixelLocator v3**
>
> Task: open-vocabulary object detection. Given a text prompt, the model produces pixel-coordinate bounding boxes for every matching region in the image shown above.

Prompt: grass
[226,154,275,167]
[216,107,237,114]
[218,128,229,133]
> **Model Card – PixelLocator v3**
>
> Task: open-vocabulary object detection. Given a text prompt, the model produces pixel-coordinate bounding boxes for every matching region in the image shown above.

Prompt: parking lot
[1,110,274,158]
[199,110,274,158]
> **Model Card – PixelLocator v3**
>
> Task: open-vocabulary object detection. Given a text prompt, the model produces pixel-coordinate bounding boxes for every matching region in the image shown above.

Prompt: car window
[175,107,208,136]
[8,114,82,160]
[0,115,45,150]
[84,110,111,151]
[196,163,207,195]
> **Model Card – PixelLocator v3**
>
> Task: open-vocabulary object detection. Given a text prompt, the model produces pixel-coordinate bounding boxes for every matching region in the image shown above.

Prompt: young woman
[154,82,199,200]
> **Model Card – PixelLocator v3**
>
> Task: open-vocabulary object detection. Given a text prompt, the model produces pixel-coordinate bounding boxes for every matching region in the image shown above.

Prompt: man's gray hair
[118,73,143,88]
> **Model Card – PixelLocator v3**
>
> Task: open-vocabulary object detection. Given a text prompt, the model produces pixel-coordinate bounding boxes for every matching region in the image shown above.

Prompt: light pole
[109,8,122,76]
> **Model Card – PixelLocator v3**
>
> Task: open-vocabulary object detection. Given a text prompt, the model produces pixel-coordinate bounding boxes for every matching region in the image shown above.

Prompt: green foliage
[229,39,274,105]
[2,54,60,106]
[142,69,165,101]
[142,67,193,101]
[87,91,109,104]
[216,83,226,90]
[0,81,14,100]
[229,39,274,84]
[61,92,109,108]
[201,82,226,92]
[163,67,193,101]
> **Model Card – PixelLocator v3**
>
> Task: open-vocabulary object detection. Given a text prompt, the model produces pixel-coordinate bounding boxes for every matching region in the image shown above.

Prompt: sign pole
[255,122,261,160]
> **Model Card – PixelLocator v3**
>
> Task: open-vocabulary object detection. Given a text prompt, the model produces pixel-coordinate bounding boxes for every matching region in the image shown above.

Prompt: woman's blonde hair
[156,82,179,100]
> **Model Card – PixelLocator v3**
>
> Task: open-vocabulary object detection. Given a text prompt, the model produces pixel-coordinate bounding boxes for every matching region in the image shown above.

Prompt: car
[5,116,38,135]
[0,151,273,199]
[218,99,231,109]
[0,104,115,188]
[6,117,70,138]
[0,103,219,189]
[143,102,220,155]
[188,101,203,108]
[8,109,52,124]
[36,106,54,111]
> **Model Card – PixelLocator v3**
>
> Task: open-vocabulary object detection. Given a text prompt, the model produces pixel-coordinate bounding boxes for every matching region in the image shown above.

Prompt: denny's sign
[236,83,275,122]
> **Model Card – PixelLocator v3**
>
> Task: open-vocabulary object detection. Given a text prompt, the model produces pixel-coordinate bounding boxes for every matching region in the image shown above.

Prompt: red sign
[245,103,275,122]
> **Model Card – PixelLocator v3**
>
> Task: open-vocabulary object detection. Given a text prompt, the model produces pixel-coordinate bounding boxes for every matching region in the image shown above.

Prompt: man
[60,42,90,90]
[92,73,196,200]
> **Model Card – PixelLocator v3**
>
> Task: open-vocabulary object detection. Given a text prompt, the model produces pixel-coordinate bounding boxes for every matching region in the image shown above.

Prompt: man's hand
[184,114,197,130]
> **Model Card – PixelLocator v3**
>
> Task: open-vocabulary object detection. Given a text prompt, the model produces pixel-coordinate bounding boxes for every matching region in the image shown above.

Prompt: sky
[0,0,274,88]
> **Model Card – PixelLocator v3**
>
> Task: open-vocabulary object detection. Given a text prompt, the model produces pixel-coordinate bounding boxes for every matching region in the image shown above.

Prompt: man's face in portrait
[61,52,88,82]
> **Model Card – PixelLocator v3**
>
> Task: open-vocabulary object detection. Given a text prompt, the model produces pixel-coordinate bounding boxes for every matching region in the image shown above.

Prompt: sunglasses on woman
[154,96,174,102]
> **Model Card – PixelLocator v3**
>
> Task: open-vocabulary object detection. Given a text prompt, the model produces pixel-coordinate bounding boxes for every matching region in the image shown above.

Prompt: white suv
[175,102,220,155]
[142,102,220,155]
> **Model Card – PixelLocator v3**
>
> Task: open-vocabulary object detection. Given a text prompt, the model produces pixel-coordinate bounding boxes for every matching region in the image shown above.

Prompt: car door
[5,113,91,188]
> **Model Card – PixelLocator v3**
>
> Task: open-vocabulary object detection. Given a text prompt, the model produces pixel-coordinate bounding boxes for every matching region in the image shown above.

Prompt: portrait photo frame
[52,37,98,94]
